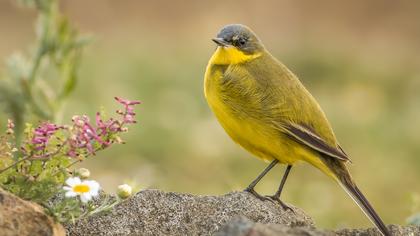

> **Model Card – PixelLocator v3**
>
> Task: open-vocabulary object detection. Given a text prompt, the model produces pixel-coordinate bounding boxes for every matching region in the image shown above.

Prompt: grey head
[212,24,264,54]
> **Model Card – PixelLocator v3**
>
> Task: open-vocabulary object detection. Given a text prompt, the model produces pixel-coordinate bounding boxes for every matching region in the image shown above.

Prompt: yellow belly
[206,84,334,177]
[204,65,306,164]
[216,103,310,163]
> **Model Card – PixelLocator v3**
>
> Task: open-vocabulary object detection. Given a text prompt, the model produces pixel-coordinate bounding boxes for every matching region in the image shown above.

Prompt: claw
[244,188,273,202]
[244,188,294,212]
[265,195,294,212]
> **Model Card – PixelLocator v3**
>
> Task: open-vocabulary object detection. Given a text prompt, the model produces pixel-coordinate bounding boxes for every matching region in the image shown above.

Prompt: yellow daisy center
[73,184,90,193]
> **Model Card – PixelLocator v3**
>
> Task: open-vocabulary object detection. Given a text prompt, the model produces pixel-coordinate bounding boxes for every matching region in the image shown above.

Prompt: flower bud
[75,168,90,179]
[117,184,132,199]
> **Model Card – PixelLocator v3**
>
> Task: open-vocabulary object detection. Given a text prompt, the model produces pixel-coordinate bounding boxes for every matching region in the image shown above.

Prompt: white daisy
[63,177,100,203]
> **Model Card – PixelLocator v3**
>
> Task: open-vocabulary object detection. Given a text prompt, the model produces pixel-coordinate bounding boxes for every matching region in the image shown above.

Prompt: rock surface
[65,189,420,236]
[214,216,420,236]
[0,188,65,236]
[66,189,313,235]
[0,187,418,236]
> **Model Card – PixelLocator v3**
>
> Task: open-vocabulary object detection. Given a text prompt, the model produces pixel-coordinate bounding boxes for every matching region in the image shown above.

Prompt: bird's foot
[244,188,294,212]
[265,194,294,212]
[244,187,273,202]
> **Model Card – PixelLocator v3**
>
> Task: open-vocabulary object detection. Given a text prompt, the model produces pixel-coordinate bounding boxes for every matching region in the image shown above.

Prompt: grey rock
[214,216,330,236]
[66,189,313,235]
[335,225,420,236]
[65,189,420,236]
[214,216,420,236]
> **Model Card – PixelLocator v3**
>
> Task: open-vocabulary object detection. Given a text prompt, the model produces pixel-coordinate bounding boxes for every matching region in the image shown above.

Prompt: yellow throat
[209,46,262,65]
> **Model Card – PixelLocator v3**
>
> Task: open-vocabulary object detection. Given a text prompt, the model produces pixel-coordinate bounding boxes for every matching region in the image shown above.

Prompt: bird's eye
[237,38,247,47]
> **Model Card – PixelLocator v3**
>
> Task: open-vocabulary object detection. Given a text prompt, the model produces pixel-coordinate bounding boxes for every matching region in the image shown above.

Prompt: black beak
[212,38,229,47]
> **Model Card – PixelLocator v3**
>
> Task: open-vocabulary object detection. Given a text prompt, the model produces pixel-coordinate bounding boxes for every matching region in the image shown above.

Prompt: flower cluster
[16,97,141,159]
[66,97,141,158]
[68,115,104,157]
[3,96,140,171]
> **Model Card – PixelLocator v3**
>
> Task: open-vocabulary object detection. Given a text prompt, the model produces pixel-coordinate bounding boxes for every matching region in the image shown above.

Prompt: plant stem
[0,155,32,174]
[28,46,44,84]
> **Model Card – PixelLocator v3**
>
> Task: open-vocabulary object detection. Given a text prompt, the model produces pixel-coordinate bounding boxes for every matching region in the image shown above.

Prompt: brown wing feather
[282,123,351,162]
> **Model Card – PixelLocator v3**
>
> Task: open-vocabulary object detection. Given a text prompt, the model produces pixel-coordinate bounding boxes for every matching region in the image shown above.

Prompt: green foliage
[0,155,70,203]
[0,0,137,224]
[0,0,90,140]
[0,121,67,202]
[45,195,84,223]
[44,192,119,224]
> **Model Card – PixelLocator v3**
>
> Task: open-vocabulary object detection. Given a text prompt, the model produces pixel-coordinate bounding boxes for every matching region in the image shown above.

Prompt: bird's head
[210,24,264,65]
[212,24,264,53]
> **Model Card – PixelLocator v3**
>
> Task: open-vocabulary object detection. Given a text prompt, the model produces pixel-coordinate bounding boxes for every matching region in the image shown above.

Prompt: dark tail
[337,172,391,236]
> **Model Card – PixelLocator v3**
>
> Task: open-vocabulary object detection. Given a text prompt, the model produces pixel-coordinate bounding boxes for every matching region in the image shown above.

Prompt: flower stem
[0,155,32,174]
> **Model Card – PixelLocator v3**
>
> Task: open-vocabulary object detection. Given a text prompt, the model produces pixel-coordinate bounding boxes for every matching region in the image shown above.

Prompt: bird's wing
[220,59,351,163]
[276,122,351,162]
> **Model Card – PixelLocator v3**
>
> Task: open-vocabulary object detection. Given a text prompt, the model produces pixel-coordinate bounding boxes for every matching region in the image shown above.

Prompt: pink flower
[95,113,119,135]
[114,97,141,124]
[32,122,61,152]
[68,115,105,156]
[114,97,141,106]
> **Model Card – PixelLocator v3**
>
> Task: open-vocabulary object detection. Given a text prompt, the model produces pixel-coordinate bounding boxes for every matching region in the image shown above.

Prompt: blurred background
[1,0,419,230]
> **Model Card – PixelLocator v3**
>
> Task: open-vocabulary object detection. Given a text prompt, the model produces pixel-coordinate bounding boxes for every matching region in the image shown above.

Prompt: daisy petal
[80,194,92,203]
[66,177,81,187]
[63,186,72,191]
[65,191,77,198]
[90,180,100,190]
[90,188,99,197]
[84,180,100,196]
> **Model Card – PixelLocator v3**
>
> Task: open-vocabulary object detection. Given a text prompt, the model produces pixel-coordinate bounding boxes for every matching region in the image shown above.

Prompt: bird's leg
[266,164,293,211]
[244,159,278,199]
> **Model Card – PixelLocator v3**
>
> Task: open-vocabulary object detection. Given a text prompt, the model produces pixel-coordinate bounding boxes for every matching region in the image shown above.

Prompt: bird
[204,24,391,236]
